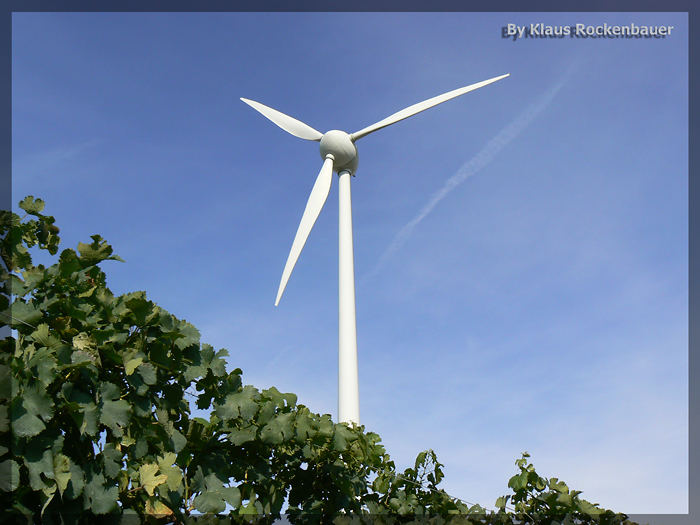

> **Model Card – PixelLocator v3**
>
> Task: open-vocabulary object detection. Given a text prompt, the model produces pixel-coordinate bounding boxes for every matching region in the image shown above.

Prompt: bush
[0,197,635,524]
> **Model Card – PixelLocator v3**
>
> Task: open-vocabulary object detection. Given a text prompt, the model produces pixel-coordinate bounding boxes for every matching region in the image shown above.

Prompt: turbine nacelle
[320,130,358,174]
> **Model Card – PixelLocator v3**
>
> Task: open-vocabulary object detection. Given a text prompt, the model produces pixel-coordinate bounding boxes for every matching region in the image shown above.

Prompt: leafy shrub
[0,197,635,524]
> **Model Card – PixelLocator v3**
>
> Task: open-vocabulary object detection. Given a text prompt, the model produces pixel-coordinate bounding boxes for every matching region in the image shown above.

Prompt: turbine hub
[320,130,358,174]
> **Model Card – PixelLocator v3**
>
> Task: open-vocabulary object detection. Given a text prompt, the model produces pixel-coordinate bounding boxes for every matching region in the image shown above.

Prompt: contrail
[364,69,573,281]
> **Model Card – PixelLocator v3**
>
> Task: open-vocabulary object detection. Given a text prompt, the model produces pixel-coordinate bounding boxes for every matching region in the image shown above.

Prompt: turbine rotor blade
[275,156,335,306]
[241,97,324,141]
[350,73,510,141]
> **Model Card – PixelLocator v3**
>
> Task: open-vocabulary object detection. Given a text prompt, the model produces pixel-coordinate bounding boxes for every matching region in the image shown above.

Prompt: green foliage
[492,453,636,524]
[1,197,637,524]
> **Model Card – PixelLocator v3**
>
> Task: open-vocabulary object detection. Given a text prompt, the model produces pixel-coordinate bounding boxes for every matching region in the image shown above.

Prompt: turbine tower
[241,73,509,425]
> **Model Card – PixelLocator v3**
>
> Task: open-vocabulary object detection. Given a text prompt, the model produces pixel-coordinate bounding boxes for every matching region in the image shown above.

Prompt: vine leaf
[136,362,157,385]
[156,452,182,491]
[174,322,200,350]
[138,463,168,497]
[215,385,259,421]
[8,300,43,327]
[77,235,125,266]
[51,453,72,495]
[124,357,143,375]
[145,498,174,516]
[64,462,85,500]
[193,472,241,514]
[578,500,603,517]
[0,459,20,492]
[72,332,100,365]
[333,424,356,451]
[260,412,295,445]
[84,471,119,514]
[19,195,45,215]
[11,399,46,438]
[227,425,257,446]
[98,382,131,435]
[24,445,53,491]
[23,384,54,421]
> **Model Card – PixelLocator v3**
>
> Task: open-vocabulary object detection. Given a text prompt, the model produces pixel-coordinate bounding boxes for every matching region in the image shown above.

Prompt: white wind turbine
[241,73,509,425]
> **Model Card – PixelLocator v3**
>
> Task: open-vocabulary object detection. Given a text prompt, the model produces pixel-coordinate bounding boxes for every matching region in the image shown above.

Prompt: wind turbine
[241,73,509,425]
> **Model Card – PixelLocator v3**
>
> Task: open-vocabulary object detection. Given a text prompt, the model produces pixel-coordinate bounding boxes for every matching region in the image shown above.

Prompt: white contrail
[364,70,573,281]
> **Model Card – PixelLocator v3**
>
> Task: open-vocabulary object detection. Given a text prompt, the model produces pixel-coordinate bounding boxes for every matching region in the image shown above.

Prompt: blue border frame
[2,3,694,524]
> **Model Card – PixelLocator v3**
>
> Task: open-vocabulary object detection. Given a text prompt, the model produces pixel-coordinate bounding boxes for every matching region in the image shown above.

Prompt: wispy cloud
[13,139,101,183]
[364,67,575,281]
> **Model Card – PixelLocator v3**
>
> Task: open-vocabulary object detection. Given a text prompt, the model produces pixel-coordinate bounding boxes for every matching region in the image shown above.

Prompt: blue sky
[12,12,688,515]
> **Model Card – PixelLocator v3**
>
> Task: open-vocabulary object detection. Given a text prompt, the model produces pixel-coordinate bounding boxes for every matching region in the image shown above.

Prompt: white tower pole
[337,169,360,425]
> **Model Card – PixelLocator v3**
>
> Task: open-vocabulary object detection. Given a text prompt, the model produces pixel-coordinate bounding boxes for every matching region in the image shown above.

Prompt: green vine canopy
[1,196,636,524]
